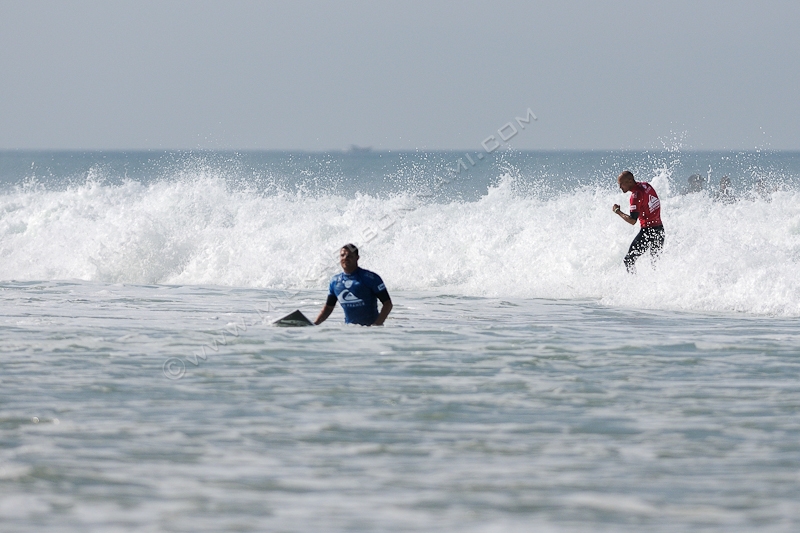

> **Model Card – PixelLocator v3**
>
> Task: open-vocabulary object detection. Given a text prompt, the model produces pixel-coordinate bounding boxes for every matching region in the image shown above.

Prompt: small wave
[1,171,799,316]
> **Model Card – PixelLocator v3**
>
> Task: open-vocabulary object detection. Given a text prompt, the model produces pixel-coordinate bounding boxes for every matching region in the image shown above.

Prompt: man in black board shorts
[612,171,665,273]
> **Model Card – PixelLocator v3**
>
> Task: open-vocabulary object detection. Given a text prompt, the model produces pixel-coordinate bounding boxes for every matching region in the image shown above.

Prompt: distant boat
[348,145,373,154]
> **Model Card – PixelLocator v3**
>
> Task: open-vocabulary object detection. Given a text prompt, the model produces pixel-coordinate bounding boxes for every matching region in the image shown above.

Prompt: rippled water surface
[2,281,799,532]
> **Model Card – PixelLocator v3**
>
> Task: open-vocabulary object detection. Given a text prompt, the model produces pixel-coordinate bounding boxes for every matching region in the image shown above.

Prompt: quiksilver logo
[338,290,363,304]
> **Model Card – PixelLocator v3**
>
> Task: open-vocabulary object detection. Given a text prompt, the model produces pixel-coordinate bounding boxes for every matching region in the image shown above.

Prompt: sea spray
[2,170,799,316]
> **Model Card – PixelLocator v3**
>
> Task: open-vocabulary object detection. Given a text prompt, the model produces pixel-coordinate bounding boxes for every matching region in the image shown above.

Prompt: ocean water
[1,150,799,532]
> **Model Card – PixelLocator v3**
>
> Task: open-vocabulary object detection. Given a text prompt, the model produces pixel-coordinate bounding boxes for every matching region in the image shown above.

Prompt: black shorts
[624,225,665,272]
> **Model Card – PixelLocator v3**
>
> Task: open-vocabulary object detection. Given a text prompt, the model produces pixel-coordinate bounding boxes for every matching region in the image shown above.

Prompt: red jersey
[629,182,662,228]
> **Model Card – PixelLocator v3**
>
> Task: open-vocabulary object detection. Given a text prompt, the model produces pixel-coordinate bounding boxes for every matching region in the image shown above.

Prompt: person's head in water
[339,244,359,274]
[720,176,731,192]
[617,171,637,193]
[687,174,706,193]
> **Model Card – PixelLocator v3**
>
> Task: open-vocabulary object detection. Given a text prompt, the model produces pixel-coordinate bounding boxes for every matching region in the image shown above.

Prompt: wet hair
[619,170,635,182]
[341,243,359,256]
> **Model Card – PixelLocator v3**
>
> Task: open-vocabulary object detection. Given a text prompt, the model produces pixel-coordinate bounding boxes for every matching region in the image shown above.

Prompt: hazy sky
[1,1,798,151]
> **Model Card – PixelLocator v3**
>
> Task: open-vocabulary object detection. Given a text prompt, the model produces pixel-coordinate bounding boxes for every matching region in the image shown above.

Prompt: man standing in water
[612,171,665,273]
[314,244,393,326]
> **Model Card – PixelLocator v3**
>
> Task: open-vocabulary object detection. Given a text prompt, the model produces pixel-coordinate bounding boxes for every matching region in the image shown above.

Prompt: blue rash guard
[327,267,390,325]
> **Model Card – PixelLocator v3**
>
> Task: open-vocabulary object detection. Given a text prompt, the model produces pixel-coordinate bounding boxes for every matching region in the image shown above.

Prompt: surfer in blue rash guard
[314,244,393,326]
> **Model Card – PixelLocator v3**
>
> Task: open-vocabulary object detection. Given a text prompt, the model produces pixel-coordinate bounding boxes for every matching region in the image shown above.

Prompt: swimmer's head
[617,171,636,193]
[340,244,359,273]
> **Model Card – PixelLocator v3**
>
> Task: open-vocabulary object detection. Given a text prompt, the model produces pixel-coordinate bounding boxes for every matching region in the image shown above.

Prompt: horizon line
[2,147,798,154]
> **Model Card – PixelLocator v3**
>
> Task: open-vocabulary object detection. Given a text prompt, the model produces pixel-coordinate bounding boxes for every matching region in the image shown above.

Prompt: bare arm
[314,305,335,325]
[372,299,393,326]
[612,204,637,225]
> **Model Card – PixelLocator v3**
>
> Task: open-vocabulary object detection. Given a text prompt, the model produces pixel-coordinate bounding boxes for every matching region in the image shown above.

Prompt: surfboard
[272,309,314,327]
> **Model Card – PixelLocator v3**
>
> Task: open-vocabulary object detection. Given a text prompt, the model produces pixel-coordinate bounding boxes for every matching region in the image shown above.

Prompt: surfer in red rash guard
[612,171,665,273]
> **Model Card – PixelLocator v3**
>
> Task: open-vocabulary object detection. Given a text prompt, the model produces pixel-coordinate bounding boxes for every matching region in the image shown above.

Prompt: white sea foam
[1,173,799,316]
